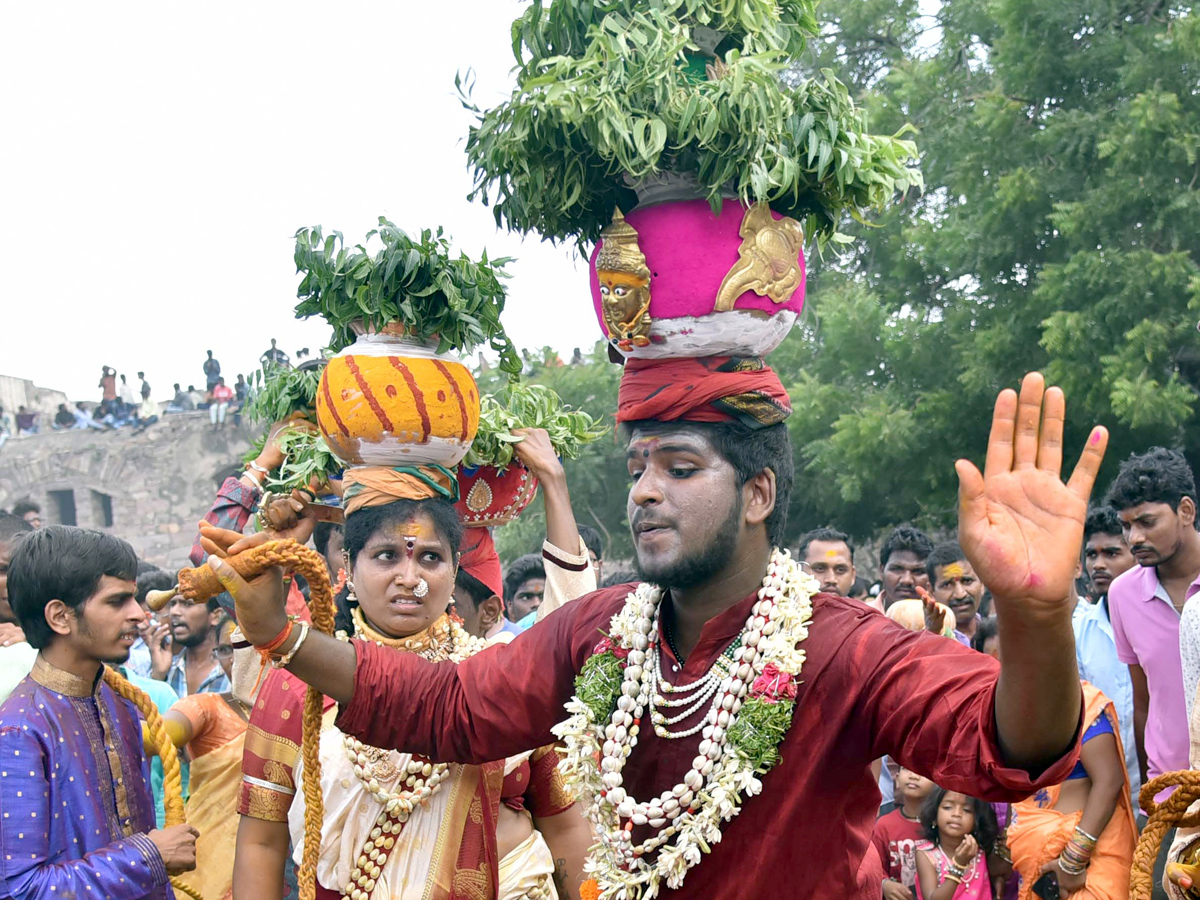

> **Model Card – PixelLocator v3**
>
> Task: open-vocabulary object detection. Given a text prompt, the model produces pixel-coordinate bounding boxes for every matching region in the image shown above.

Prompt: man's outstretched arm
[957,373,1107,772]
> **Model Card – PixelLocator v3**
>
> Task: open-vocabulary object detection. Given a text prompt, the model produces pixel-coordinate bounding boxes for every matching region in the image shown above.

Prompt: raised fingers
[1066,426,1109,503]
[982,389,1018,481]
[1012,372,1046,469]
[1036,386,1065,475]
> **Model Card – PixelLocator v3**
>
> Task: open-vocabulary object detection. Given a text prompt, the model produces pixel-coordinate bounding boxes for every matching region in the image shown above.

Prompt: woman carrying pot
[215,463,593,900]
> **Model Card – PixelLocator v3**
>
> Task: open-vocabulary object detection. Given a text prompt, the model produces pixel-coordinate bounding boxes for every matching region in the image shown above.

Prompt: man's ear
[480,596,503,631]
[1181,496,1197,530]
[743,468,778,530]
[44,599,74,638]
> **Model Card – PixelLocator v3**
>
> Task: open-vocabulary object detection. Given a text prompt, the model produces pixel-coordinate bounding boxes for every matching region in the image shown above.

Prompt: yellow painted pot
[317,333,480,467]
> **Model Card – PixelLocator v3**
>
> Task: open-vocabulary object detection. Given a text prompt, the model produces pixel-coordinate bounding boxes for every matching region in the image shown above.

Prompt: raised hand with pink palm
[958,373,1108,770]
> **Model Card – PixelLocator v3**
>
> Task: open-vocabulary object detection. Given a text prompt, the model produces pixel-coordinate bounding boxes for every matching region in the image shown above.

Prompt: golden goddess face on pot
[352,514,456,639]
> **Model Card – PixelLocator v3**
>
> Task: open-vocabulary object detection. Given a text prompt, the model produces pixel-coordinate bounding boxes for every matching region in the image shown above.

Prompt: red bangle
[256,616,296,654]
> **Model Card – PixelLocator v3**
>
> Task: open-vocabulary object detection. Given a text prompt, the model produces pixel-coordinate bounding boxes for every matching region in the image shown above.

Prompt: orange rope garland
[103,667,204,900]
[172,540,334,900]
[1130,770,1200,899]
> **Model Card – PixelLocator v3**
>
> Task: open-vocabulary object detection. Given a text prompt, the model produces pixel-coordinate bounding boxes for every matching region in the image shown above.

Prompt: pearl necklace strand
[597,582,783,867]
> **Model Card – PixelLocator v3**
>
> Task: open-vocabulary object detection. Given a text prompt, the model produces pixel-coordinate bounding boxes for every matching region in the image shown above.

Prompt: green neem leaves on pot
[293,218,520,375]
[465,383,609,470]
[461,0,922,248]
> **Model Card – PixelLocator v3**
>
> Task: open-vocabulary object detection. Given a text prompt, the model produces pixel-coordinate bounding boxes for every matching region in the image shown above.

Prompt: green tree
[777,0,1200,541]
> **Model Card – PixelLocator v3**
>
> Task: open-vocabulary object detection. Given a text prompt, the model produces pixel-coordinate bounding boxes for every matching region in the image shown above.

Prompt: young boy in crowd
[874,767,935,899]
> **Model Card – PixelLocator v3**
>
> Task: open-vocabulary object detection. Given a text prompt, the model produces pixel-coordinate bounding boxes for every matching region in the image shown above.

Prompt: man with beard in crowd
[877,525,934,611]
[798,526,858,598]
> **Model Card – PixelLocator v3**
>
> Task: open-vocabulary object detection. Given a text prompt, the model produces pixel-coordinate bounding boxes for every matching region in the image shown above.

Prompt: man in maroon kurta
[205,368,1109,900]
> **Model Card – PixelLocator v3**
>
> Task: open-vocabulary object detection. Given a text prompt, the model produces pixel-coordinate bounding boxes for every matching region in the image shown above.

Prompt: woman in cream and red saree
[224,470,592,900]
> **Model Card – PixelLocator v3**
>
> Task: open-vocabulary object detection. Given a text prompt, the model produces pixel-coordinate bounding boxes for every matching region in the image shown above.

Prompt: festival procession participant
[160,614,250,900]
[0,526,198,899]
[210,222,596,900]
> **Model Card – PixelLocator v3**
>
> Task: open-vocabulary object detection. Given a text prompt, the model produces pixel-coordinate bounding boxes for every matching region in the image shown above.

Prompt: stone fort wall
[0,413,252,569]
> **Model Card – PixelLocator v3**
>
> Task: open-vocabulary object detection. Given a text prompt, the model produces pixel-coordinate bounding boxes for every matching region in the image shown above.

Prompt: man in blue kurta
[0,525,197,900]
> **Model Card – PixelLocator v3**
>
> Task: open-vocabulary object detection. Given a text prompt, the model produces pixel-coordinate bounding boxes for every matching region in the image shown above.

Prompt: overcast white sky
[0,2,596,401]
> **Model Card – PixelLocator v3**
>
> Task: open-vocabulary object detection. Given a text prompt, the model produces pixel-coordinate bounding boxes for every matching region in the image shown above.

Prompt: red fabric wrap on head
[459,527,503,599]
[616,356,792,428]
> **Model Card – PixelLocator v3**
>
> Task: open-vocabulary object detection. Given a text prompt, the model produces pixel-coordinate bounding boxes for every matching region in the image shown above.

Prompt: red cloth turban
[459,527,503,599]
[616,357,792,428]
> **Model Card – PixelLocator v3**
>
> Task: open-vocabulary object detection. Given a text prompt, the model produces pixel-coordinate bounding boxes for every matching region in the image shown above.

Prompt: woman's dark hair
[618,420,794,546]
[1106,447,1198,527]
[343,498,463,566]
[919,786,998,854]
[972,617,998,654]
[336,498,464,633]
[8,525,138,649]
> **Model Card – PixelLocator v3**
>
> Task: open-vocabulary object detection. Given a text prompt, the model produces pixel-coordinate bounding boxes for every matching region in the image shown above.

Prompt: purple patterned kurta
[0,656,171,899]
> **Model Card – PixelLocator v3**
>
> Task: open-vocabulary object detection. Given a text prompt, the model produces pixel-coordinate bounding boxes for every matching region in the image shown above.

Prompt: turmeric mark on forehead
[942,562,966,579]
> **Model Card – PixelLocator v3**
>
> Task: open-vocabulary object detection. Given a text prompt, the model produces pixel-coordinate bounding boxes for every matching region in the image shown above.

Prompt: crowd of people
[0,365,1197,900]
[0,340,303,445]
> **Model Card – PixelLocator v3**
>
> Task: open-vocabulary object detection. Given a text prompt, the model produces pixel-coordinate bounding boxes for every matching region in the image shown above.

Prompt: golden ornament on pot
[713,203,805,312]
[596,208,653,351]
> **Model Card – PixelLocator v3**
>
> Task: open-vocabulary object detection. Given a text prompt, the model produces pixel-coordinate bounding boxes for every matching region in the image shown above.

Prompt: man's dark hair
[850,576,870,598]
[1106,447,1198,529]
[0,513,33,547]
[879,525,934,569]
[137,371,145,378]
[972,616,998,654]
[796,527,855,562]
[11,500,40,519]
[504,553,546,604]
[919,786,998,854]
[925,541,968,583]
[135,568,175,606]
[618,420,795,546]
[578,524,604,561]
[313,521,343,557]
[1084,506,1127,544]
[455,569,496,609]
[8,526,138,649]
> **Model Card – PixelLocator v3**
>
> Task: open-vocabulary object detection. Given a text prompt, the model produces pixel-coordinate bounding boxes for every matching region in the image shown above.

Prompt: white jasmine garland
[552,548,816,899]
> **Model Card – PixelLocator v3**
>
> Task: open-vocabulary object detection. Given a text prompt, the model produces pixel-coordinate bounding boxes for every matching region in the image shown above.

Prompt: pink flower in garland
[594,635,630,660]
[750,663,798,704]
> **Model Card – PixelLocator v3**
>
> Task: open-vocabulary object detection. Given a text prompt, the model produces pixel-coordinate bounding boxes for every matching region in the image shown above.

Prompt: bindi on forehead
[942,562,966,580]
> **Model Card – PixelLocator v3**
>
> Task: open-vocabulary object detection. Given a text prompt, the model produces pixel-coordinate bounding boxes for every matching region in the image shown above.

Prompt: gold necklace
[350,606,453,655]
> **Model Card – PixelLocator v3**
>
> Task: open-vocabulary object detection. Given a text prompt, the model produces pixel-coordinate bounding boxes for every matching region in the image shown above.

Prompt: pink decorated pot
[589,198,806,360]
[455,462,540,528]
